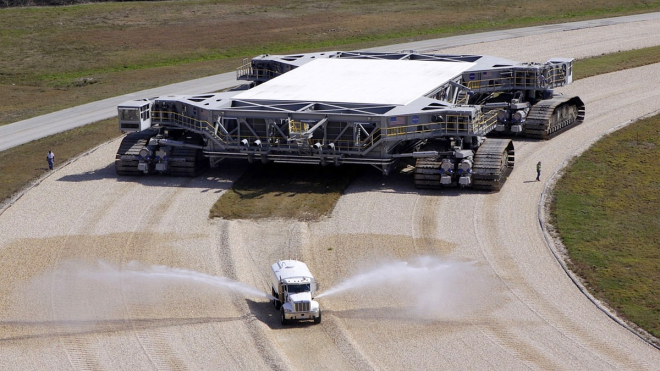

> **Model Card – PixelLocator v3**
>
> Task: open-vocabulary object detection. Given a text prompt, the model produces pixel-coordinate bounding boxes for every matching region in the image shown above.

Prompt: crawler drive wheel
[280,308,289,326]
[314,309,322,324]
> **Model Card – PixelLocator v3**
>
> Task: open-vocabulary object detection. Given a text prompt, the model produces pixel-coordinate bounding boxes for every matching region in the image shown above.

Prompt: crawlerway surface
[2,19,660,370]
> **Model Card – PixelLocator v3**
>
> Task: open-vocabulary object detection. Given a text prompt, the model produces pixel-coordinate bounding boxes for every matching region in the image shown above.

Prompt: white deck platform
[234,58,475,106]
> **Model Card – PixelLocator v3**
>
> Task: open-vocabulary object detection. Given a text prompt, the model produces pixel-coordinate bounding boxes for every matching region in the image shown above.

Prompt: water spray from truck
[12,257,493,324]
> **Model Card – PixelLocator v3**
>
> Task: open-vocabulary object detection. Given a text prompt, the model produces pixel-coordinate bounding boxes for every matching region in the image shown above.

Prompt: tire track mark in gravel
[303,232,383,371]
[458,64,660,370]
[48,182,116,371]
[75,181,134,234]
[293,222,378,371]
[470,193,566,370]
[303,224,380,371]
[108,173,272,371]
[214,220,293,371]
[410,193,440,256]
[220,219,379,371]
[301,181,459,371]
[52,176,191,370]
[387,190,528,369]
[116,180,190,371]
[475,178,647,370]
[318,315,378,371]
[409,192,537,369]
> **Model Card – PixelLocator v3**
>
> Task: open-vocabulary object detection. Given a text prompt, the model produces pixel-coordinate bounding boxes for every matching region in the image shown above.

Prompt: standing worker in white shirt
[47,150,55,170]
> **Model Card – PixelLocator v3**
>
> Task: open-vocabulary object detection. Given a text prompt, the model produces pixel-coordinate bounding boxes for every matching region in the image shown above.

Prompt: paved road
[2,12,660,152]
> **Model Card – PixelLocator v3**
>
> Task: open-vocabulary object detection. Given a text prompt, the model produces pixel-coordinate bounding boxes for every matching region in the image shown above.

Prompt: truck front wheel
[314,309,322,324]
[280,308,289,326]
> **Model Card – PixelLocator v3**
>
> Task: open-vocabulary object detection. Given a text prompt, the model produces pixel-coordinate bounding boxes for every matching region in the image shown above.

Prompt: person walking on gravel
[47,150,55,170]
[536,161,541,181]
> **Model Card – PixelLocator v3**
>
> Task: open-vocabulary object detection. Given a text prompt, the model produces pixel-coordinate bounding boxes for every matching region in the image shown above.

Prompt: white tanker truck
[270,260,321,325]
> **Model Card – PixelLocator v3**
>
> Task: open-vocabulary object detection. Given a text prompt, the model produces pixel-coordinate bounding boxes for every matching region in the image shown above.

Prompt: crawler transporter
[116,51,584,191]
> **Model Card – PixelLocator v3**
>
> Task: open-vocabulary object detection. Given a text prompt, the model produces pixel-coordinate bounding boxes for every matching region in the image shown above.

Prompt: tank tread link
[413,138,514,191]
[472,138,515,191]
[115,129,209,177]
[169,146,209,177]
[524,96,585,139]
[115,129,156,176]
[413,157,445,189]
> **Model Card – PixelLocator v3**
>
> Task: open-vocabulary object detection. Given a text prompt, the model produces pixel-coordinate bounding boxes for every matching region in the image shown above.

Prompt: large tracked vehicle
[116,51,584,191]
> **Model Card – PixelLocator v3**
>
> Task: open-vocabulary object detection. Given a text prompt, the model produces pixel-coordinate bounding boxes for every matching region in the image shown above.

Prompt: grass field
[551,115,660,339]
[573,44,660,80]
[2,0,660,125]
[209,163,358,220]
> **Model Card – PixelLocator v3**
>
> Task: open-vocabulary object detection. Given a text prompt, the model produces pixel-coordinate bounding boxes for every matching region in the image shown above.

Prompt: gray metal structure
[115,51,584,191]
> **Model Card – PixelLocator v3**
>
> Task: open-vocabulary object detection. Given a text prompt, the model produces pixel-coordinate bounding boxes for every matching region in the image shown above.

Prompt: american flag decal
[390,116,405,126]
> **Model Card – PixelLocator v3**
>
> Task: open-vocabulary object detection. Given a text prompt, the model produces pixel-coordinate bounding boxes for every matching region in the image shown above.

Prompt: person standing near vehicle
[536,161,541,181]
[47,150,55,170]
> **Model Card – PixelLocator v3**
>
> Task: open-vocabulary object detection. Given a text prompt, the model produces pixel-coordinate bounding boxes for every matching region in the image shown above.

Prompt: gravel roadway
[2,19,660,371]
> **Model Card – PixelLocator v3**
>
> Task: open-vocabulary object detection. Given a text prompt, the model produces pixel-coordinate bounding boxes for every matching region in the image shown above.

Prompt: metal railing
[153,110,377,152]
[152,110,226,144]
[465,67,567,91]
[152,109,500,153]
[384,111,498,137]
[236,65,284,81]
[456,92,469,105]
[288,120,309,133]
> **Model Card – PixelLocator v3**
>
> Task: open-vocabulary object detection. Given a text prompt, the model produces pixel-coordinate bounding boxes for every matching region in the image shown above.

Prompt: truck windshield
[286,284,310,293]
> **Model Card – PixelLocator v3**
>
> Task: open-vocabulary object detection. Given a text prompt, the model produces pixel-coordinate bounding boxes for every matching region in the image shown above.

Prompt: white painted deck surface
[234,58,475,105]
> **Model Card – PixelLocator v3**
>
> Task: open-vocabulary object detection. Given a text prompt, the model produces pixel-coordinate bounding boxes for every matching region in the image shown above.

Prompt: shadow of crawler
[56,160,248,191]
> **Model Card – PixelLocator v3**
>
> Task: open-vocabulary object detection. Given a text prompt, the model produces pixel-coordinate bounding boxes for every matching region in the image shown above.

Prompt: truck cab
[270,260,321,325]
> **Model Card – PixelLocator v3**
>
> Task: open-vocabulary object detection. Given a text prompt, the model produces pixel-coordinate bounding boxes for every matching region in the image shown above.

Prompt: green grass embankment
[551,116,660,339]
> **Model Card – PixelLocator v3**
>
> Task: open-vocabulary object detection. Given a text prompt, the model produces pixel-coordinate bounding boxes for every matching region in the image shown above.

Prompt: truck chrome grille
[294,301,310,312]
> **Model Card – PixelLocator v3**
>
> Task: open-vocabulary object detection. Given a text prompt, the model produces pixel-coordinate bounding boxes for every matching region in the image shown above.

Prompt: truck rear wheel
[272,288,281,310]
[314,309,322,324]
[280,308,289,326]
